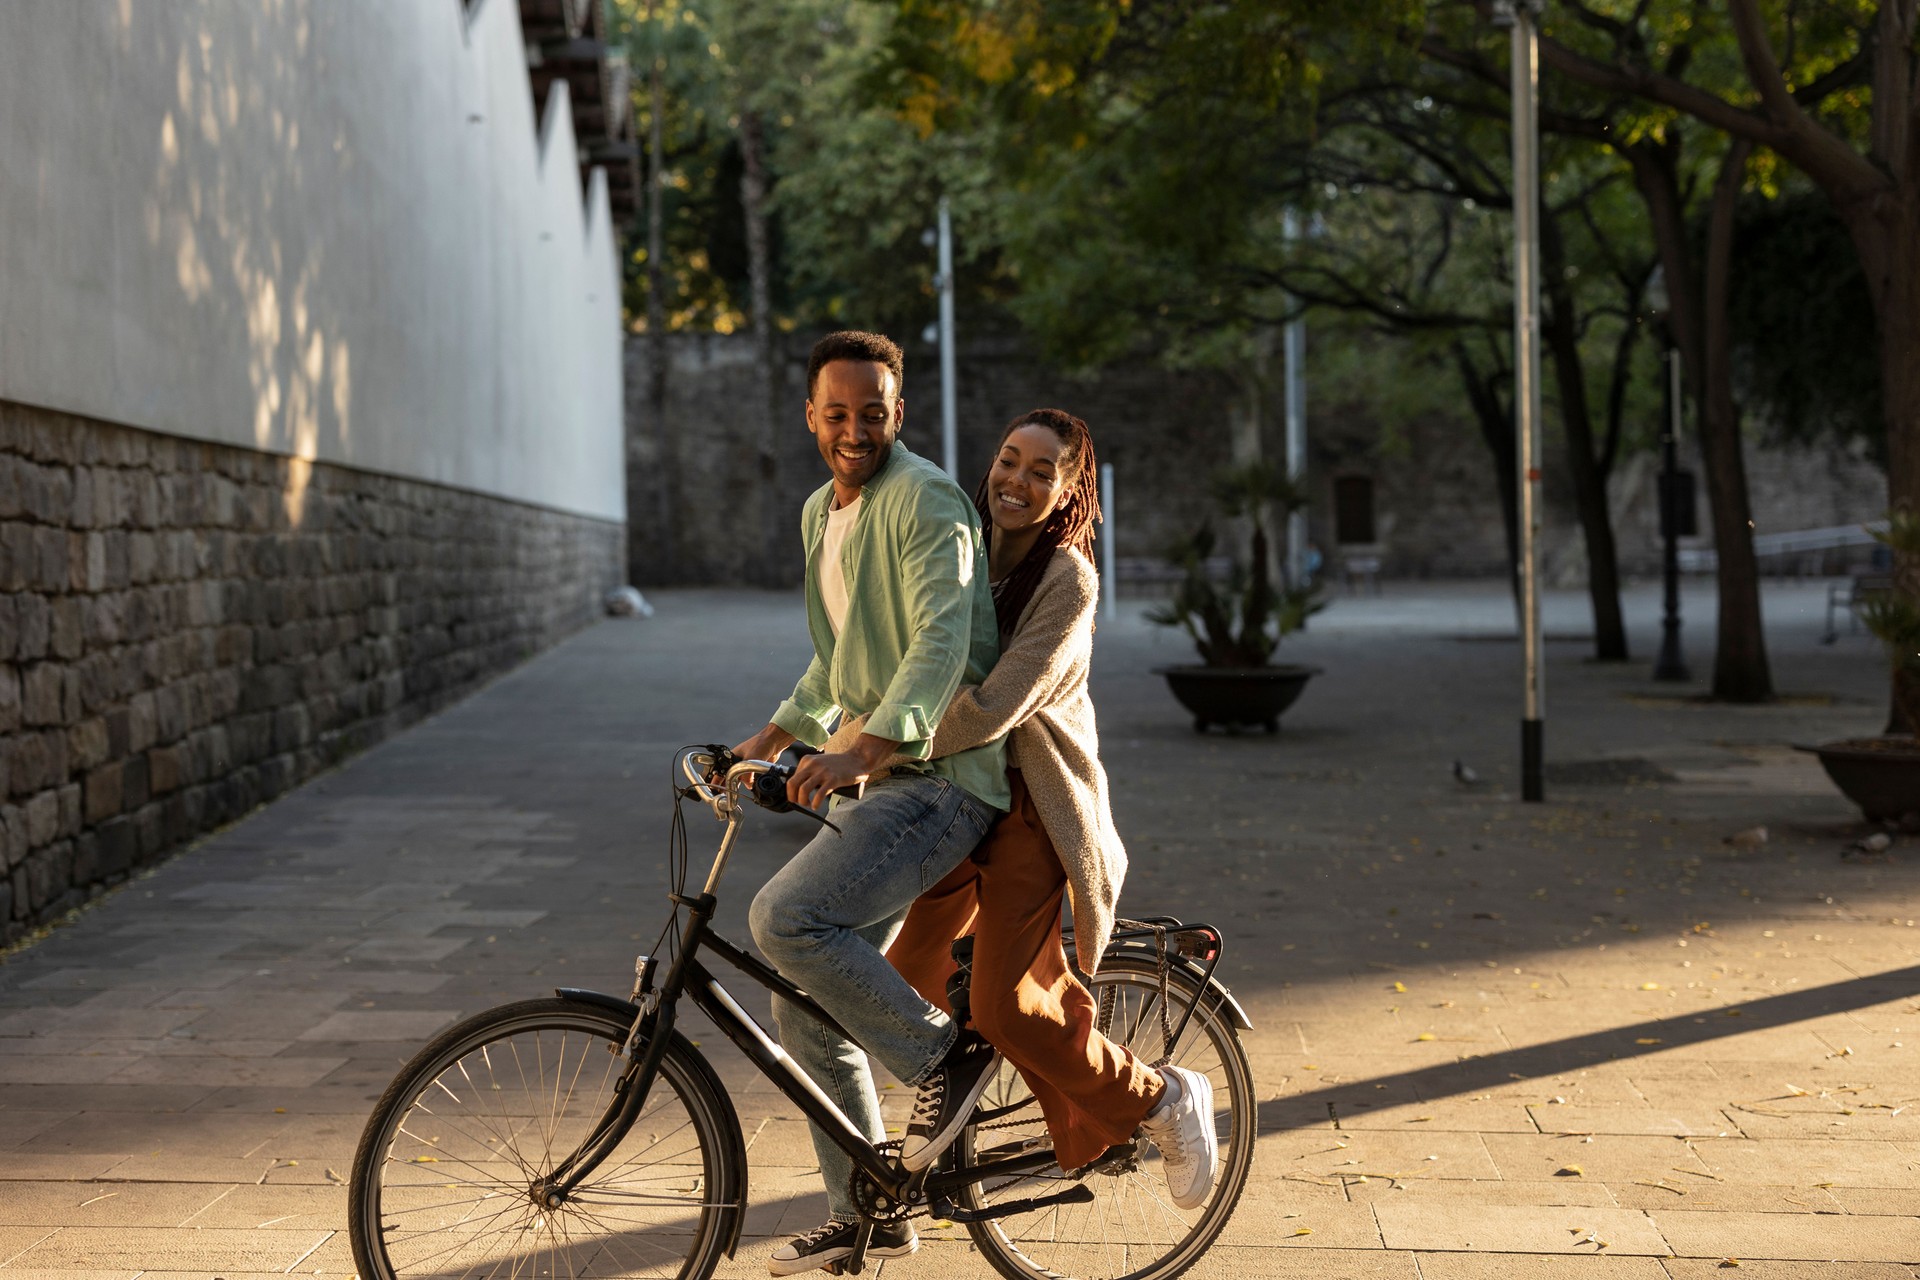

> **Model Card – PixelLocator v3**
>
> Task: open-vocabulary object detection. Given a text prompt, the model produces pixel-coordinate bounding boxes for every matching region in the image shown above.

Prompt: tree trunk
[1625,136,1773,701]
[643,1,675,583]
[1452,340,1521,604]
[1698,138,1773,702]
[1539,206,1630,661]
[1826,178,1920,731]
[738,108,785,587]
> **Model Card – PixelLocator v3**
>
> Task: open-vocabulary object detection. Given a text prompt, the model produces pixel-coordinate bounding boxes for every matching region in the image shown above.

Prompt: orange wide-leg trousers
[886,770,1161,1171]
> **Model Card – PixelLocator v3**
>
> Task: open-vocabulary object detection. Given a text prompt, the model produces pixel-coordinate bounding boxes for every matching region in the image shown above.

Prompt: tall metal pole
[936,196,959,479]
[1507,1,1546,802]
[1283,209,1308,590]
[1099,462,1117,622]
[1653,344,1691,680]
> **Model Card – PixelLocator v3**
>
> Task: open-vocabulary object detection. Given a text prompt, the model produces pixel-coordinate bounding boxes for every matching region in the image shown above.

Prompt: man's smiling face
[807,359,902,504]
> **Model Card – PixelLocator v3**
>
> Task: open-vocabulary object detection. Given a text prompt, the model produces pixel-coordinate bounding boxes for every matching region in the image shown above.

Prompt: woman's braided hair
[972,408,1103,638]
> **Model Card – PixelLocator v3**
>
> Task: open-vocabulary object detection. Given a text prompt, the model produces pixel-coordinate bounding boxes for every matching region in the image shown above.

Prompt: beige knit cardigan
[827,547,1126,972]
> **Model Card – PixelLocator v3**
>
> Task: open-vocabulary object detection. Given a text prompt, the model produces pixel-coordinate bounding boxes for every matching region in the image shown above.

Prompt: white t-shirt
[819,493,863,636]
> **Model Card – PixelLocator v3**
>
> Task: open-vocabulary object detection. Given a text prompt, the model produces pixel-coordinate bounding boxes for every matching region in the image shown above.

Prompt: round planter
[1797,737,1920,821]
[1153,664,1323,734]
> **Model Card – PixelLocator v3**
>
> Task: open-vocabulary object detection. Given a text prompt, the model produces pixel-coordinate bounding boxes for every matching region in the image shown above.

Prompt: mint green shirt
[772,444,1009,811]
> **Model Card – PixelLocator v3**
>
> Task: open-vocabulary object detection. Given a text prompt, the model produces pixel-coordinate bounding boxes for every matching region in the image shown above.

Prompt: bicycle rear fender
[556,987,749,1259]
[1093,955,1255,1032]
[1169,959,1254,1032]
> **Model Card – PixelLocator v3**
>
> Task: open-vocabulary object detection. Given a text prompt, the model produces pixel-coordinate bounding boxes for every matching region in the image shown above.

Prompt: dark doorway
[1333,475,1377,545]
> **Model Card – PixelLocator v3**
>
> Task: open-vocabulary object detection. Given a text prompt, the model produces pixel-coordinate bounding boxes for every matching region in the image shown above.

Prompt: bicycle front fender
[556,987,750,1260]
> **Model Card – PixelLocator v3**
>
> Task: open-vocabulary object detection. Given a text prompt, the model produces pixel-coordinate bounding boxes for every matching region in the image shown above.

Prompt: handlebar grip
[752,746,865,813]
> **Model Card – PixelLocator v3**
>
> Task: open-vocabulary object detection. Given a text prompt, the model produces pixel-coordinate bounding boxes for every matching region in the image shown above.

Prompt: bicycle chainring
[848,1141,919,1223]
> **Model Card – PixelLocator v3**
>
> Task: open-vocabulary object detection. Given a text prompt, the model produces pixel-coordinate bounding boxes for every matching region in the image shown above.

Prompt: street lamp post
[1496,0,1546,803]
[1283,209,1308,591]
[921,198,959,479]
[1648,267,1691,681]
[935,198,959,478]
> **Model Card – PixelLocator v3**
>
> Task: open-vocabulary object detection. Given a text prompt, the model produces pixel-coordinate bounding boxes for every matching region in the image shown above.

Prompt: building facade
[0,0,628,939]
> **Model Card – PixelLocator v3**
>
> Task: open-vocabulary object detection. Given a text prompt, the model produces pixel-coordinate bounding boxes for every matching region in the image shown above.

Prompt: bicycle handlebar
[678,745,858,833]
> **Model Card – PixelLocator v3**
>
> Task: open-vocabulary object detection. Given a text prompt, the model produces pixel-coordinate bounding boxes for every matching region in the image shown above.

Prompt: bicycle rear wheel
[952,956,1254,1280]
[349,997,738,1280]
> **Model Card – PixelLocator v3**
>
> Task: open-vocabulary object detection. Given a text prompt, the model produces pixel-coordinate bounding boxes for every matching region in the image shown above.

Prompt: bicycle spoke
[956,963,1251,1280]
[358,1002,728,1280]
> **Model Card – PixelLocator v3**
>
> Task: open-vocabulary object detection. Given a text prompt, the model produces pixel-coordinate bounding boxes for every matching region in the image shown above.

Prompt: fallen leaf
[325,1167,345,1184]
[1636,1038,1664,1045]
[1720,1261,1741,1269]
[1556,1165,1584,1177]
[410,1156,440,1164]
[1640,983,1662,991]
[274,1107,287,1114]
[1291,1227,1313,1237]
[1391,982,1407,993]
[1414,1033,1436,1042]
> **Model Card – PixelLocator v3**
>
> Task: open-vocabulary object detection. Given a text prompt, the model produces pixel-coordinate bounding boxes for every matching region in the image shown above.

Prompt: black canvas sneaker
[899,1031,1001,1172]
[767,1219,916,1276]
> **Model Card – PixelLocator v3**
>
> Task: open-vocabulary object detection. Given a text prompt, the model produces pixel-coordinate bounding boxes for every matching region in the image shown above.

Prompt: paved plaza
[0,578,1913,1279]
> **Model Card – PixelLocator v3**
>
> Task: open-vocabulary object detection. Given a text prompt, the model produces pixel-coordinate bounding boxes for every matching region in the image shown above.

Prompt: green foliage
[1863,509,1920,731]
[1729,190,1883,461]
[1147,463,1326,667]
[611,0,1022,337]
[1863,510,1920,672]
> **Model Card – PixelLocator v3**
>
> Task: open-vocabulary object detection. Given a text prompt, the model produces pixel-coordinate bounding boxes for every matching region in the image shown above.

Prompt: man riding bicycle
[728,330,1009,1274]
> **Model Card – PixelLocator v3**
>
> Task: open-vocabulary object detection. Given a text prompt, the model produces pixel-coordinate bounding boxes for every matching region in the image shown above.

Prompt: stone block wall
[0,400,624,941]
[628,332,1889,589]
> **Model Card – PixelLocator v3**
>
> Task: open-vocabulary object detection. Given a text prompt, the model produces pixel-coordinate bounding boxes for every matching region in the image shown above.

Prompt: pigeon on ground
[1843,831,1894,858]
[1453,759,1484,786]
[1722,825,1769,851]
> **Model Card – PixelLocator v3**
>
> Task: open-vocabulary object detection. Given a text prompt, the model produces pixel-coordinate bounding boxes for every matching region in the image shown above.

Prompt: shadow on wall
[111,4,352,525]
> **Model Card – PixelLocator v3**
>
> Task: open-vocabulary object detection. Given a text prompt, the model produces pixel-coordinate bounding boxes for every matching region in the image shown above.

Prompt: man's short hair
[807,331,905,399]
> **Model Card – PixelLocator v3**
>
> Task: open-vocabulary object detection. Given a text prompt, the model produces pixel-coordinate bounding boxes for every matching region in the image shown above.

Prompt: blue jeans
[748,772,997,1221]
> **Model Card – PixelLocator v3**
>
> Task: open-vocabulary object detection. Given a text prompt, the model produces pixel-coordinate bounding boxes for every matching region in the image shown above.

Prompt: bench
[1111,555,1232,596]
[1825,573,1892,644]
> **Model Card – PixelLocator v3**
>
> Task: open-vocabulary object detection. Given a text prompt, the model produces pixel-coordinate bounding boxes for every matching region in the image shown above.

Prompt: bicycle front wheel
[952,956,1255,1280]
[349,997,738,1280]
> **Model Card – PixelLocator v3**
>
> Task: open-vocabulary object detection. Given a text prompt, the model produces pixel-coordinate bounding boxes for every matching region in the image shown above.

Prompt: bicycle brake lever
[788,803,842,836]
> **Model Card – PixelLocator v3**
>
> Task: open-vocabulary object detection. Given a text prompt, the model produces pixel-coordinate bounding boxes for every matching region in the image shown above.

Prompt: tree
[879,1,1659,659]
[1530,0,1919,700]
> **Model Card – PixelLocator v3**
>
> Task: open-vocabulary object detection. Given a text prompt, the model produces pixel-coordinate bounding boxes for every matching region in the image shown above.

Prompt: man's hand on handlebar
[788,732,900,811]
[719,724,796,786]
[787,751,871,811]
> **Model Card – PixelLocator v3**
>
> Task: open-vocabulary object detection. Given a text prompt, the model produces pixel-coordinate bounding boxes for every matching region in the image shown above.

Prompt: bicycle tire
[349,997,738,1280]
[952,956,1255,1280]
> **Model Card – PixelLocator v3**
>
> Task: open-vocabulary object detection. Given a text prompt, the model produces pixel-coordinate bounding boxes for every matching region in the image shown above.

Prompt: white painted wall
[0,0,624,523]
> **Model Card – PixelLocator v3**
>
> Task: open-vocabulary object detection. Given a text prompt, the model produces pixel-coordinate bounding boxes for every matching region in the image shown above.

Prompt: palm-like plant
[1147,461,1325,667]
[1862,509,1920,735]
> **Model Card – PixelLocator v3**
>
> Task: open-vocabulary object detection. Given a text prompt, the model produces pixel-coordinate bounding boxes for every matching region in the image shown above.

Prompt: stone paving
[0,578,1913,1279]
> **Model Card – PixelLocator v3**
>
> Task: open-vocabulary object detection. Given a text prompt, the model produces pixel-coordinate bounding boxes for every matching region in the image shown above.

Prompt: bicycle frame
[540,754,1063,1209]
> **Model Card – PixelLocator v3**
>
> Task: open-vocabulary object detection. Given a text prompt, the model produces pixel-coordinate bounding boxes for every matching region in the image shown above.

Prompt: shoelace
[908,1073,946,1127]
[793,1222,845,1249]
[1145,1087,1190,1163]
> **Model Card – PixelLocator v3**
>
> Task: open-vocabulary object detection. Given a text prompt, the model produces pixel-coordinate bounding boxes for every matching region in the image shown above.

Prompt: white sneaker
[1136,1065,1217,1210]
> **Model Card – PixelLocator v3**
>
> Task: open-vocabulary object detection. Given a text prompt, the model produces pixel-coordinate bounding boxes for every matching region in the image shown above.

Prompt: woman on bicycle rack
[860,409,1217,1209]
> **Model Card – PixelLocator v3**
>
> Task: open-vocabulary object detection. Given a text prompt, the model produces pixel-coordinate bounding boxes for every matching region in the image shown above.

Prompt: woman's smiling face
[988,422,1071,534]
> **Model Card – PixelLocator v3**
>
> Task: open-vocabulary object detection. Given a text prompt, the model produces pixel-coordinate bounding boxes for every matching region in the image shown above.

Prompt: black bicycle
[348,746,1255,1280]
